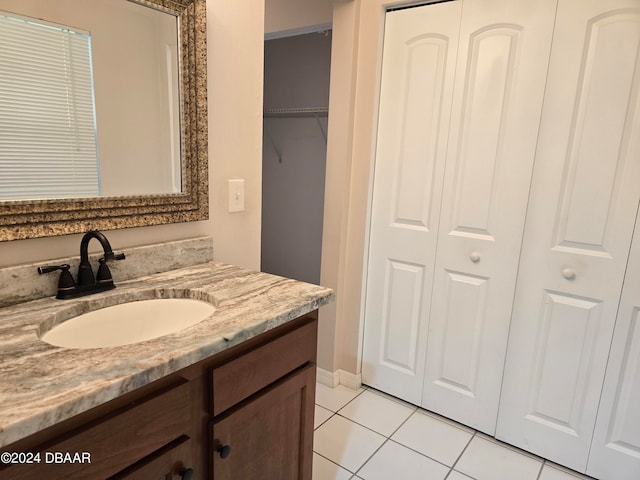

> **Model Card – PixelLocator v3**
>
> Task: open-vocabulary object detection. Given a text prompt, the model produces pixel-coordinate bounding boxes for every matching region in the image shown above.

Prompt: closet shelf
[264,107,328,117]
[263,107,329,162]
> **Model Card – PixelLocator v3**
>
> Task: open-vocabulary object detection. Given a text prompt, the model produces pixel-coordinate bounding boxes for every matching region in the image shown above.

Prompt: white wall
[0,0,264,272]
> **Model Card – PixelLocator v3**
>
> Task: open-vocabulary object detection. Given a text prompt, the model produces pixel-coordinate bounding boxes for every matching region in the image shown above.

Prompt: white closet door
[362,1,461,404]
[496,0,640,472]
[420,0,557,435]
[588,205,640,480]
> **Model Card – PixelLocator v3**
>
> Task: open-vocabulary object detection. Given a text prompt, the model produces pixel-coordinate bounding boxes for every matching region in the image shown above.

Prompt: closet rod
[264,107,328,117]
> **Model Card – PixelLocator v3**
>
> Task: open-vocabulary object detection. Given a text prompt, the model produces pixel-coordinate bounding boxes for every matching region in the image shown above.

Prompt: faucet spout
[78,230,126,287]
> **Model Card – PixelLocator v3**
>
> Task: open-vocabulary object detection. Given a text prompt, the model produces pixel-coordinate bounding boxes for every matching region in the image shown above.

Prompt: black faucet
[38,230,126,299]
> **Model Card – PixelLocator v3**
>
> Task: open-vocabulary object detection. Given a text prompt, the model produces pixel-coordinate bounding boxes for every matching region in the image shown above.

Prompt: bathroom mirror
[0,0,208,241]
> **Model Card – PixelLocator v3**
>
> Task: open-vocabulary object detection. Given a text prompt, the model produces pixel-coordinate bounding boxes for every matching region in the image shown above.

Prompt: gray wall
[261,32,332,284]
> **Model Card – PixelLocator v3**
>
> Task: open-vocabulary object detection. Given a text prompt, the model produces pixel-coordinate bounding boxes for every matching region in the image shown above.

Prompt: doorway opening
[261,31,332,285]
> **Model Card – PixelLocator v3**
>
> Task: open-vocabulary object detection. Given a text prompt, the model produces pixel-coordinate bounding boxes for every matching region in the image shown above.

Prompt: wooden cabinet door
[496,0,640,472]
[211,365,315,480]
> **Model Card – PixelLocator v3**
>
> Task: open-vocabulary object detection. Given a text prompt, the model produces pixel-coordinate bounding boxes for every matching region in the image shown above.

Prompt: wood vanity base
[0,314,318,480]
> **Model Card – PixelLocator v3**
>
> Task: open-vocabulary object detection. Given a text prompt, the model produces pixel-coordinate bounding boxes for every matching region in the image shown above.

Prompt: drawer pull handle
[469,252,481,263]
[180,467,194,480]
[218,444,232,459]
[562,268,576,280]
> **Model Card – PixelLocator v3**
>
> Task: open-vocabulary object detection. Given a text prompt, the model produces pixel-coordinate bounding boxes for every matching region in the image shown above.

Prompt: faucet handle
[96,258,114,283]
[37,264,71,275]
[37,264,76,295]
[104,251,126,261]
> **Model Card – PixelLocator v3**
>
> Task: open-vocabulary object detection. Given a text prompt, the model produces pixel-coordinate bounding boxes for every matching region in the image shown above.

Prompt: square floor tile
[455,435,542,480]
[357,440,449,480]
[313,453,352,480]
[539,463,594,480]
[391,410,473,466]
[314,415,386,473]
[315,405,333,429]
[338,389,416,436]
[316,383,365,412]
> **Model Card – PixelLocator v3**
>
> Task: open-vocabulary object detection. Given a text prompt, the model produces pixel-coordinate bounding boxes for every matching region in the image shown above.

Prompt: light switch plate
[228,179,245,213]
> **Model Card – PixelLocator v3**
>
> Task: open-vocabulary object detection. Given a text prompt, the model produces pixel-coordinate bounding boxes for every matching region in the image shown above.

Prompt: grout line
[388,406,418,437]
[313,410,335,431]
[313,451,355,475]
[351,402,417,477]
[335,385,369,412]
[448,430,477,477]
[384,410,464,471]
[333,412,389,438]
[317,384,368,411]
[537,460,546,480]
[352,436,391,477]
[387,438,459,472]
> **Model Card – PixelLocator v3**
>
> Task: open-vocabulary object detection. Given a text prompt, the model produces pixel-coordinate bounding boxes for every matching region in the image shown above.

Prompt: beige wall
[0,0,264,272]
[319,0,412,376]
[265,0,332,35]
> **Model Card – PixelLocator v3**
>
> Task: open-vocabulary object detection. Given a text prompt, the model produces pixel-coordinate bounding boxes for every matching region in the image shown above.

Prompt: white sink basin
[40,298,215,349]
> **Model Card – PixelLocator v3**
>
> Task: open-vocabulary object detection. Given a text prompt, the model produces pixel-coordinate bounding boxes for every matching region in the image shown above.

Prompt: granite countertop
[0,261,334,448]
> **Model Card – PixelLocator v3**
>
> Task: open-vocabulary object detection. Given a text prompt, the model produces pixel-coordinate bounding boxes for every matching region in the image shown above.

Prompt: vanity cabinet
[0,314,318,480]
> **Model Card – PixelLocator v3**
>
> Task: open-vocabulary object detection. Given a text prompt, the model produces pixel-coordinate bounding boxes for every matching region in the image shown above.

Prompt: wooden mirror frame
[0,0,208,242]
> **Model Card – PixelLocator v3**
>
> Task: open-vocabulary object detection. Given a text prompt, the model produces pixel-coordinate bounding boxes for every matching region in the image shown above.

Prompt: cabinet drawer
[211,318,317,416]
[108,435,193,480]
[1,380,191,480]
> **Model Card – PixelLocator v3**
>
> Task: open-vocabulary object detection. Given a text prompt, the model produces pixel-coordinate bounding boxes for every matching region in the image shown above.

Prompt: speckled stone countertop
[0,262,334,448]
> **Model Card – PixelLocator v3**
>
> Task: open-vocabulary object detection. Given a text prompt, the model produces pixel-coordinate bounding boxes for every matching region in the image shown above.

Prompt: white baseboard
[338,369,362,390]
[316,368,362,390]
[316,367,339,387]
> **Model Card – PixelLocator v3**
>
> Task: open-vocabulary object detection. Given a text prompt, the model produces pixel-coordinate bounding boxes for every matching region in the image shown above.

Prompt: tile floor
[313,382,596,480]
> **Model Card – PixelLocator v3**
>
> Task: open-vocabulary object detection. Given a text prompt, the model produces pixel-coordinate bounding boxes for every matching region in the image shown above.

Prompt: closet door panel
[421,0,557,434]
[434,270,489,396]
[496,0,640,472]
[587,115,640,480]
[362,2,461,404]
[527,292,604,426]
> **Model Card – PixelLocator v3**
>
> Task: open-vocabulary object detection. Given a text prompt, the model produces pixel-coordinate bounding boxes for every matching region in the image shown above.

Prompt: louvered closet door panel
[362,1,461,404]
[588,206,640,480]
[420,0,557,435]
[496,0,640,472]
